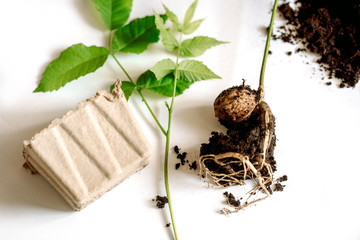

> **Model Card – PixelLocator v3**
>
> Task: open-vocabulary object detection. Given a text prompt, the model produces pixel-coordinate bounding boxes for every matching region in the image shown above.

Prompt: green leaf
[154,11,178,51]
[121,81,136,100]
[177,59,220,82]
[34,44,109,92]
[112,15,166,53]
[137,70,193,97]
[150,58,176,80]
[162,4,181,32]
[92,0,132,30]
[180,36,226,57]
[184,0,198,25]
[183,19,204,35]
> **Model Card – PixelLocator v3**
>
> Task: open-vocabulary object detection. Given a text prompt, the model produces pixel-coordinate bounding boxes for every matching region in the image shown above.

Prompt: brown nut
[214,85,259,126]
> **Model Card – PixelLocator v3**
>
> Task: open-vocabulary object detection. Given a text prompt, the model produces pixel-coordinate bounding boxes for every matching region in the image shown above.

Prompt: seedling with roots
[199,0,286,214]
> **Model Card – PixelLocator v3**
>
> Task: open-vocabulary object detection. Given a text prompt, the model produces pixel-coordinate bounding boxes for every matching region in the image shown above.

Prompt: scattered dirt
[224,192,241,207]
[153,195,168,209]
[177,152,187,165]
[174,145,180,154]
[276,0,360,87]
[175,163,181,170]
[173,145,198,171]
[189,161,197,170]
[278,175,288,182]
[273,183,285,192]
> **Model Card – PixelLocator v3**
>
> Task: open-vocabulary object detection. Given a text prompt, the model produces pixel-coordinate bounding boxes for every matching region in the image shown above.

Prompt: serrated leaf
[112,15,166,53]
[34,44,109,92]
[184,0,198,25]
[121,81,136,100]
[182,19,204,35]
[150,58,176,80]
[154,11,178,51]
[177,59,220,82]
[162,4,181,32]
[137,70,193,97]
[92,0,132,30]
[180,36,226,57]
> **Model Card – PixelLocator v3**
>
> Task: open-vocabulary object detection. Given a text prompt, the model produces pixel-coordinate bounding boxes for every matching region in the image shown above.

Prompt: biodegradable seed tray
[23,80,151,210]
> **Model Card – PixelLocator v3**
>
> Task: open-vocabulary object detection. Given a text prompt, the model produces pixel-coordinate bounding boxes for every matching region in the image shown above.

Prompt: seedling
[200,0,287,214]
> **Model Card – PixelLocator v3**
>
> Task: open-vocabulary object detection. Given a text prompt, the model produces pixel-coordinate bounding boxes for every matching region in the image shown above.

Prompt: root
[199,152,273,214]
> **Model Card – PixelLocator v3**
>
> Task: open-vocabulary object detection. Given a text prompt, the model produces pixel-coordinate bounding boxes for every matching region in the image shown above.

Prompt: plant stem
[163,32,183,240]
[164,126,178,239]
[259,0,279,91]
[111,53,167,136]
[109,27,180,238]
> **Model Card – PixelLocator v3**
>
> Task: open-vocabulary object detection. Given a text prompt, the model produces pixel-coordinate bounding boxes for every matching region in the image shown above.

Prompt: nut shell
[214,86,259,126]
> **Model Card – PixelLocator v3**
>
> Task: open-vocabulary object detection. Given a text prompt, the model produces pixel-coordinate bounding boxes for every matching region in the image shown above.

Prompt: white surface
[1,0,360,239]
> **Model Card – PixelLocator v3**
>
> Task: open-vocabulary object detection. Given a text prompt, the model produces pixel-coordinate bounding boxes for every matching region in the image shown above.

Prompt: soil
[153,195,168,209]
[174,145,180,154]
[276,0,360,87]
[189,161,197,170]
[177,152,187,165]
[278,175,288,182]
[223,192,241,207]
[173,145,198,171]
[273,183,285,192]
[175,163,181,170]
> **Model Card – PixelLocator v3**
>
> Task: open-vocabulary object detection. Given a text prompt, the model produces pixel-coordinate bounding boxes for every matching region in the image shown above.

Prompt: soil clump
[153,195,168,209]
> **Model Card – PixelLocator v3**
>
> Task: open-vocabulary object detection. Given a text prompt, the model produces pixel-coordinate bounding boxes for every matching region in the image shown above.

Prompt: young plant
[121,1,225,238]
[34,0,225,238]
[199,0,287,214]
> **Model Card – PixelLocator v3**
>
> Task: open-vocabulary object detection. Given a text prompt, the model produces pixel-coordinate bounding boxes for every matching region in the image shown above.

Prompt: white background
[1,0,360,239]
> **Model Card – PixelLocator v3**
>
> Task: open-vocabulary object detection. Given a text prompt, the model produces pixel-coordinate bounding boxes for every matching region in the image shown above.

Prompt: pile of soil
[276,0,360,87]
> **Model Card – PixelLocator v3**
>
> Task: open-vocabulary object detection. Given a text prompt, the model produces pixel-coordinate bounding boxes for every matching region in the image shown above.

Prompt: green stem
[164,127,178,239]
[164,33,182,240]
[111,53,167,136]
[108,19,180,238]
[111,53,134,83]
[259,0,279,90]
